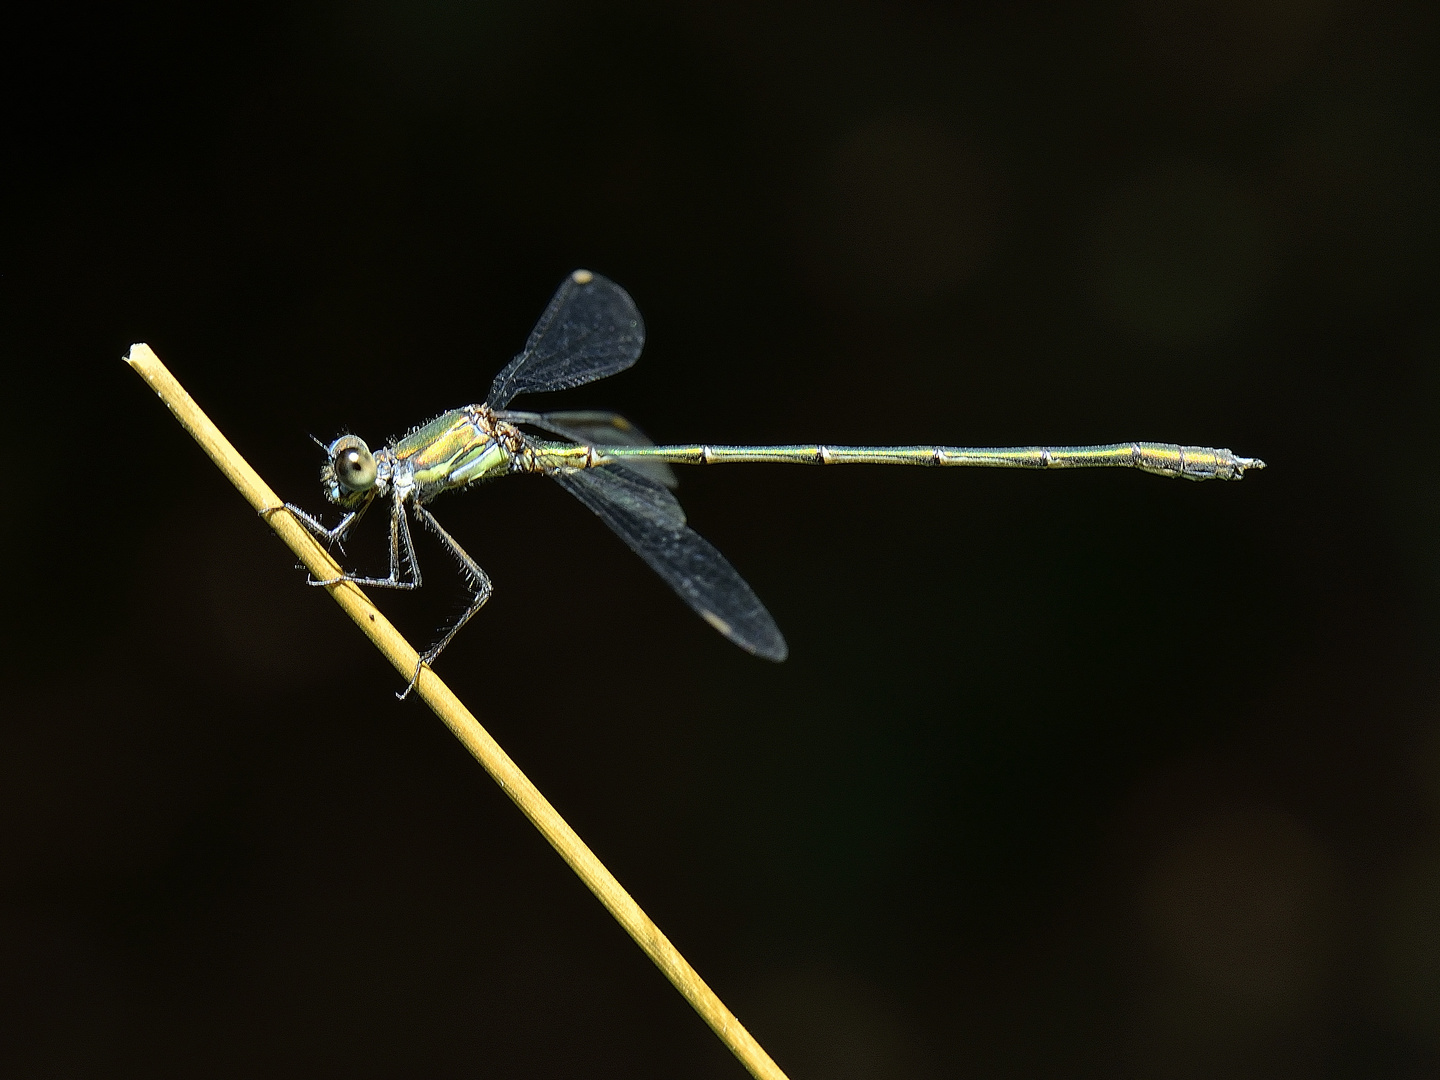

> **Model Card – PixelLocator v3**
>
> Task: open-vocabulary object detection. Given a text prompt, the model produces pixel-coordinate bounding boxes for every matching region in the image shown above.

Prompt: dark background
[3,1,1439,1076]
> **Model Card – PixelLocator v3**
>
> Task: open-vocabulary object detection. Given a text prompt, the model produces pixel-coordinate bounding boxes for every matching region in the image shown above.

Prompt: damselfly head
[322,435,378,506]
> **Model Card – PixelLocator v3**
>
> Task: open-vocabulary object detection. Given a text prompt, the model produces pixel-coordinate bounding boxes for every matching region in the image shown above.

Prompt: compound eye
[331,436,377,492]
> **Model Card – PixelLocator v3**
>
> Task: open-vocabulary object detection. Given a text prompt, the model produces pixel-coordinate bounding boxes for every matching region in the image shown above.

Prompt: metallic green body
[287,268,1264,700]
[395,409,513,495]
[530,439,1261,482]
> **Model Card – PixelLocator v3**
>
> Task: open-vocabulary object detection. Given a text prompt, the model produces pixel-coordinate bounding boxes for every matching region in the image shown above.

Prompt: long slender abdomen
[541,441,1265,481]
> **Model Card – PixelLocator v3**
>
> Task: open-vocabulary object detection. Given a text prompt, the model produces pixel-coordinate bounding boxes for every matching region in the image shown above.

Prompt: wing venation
[551,468,787,662]
[486,272,645,409]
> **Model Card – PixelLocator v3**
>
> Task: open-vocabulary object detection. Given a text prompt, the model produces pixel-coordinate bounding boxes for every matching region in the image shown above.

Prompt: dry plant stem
[124,343,789,1080]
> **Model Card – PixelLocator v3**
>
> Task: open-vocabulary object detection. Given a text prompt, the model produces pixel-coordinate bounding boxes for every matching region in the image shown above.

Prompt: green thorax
[394,408,512,494]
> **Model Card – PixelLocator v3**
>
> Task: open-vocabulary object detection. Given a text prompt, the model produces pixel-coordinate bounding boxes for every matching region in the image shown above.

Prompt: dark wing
[486,271,645,410]
[512,409,679,489]
[552,466,788,662]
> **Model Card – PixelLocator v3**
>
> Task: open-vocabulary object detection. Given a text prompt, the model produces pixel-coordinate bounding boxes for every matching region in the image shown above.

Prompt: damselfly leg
[281,494,492,698]
[290,498,424,593]
[402,502,493,700]
[280,499,372,556]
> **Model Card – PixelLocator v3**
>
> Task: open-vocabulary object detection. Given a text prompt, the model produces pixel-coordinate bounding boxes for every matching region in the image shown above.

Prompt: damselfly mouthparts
[284,270,1264,697]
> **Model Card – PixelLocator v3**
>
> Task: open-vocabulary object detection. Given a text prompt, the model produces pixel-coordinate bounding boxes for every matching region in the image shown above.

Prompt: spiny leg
[271,496,374,557]
[401,502,493,700]
[306,497,423,591]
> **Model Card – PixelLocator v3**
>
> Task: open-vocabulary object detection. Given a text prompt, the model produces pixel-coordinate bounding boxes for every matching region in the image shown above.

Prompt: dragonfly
[284,269,1265,697]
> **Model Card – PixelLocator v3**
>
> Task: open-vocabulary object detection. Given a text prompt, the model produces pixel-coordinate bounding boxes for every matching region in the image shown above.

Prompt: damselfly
[284,270,1264,697]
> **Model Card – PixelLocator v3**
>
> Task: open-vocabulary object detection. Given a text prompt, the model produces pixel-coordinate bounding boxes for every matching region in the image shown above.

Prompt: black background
[4,1,1439,1076]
